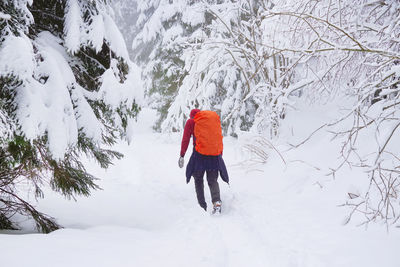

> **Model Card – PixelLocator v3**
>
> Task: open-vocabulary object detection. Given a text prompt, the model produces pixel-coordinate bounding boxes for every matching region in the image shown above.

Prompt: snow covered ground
[1,107,399,267]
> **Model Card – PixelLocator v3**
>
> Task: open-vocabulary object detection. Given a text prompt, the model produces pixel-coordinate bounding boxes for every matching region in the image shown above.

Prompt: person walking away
[178,109,229,214]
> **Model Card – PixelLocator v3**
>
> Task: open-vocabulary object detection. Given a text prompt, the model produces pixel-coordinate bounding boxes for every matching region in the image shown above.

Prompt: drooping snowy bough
[0,0,142,232]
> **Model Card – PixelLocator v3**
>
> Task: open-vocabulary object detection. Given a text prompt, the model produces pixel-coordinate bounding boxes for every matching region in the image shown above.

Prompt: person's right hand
[178,156,184,168]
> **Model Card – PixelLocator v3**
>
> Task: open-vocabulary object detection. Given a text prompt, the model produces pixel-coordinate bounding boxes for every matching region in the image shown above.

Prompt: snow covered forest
[115,0,400,227]
[1,0,399,266]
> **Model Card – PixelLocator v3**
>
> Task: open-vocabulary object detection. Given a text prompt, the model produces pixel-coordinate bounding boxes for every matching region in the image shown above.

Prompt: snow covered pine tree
[127,1,289,137]
[0,0,141,232]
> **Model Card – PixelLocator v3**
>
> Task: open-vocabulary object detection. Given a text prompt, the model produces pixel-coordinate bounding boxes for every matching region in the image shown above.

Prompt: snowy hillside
[1,107,398,267]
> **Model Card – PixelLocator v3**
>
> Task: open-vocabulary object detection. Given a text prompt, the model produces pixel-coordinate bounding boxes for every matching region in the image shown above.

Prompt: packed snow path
[1,109,399,267]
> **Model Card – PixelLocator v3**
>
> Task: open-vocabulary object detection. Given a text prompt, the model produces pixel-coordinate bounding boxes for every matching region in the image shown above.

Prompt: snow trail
[1,108,399,267]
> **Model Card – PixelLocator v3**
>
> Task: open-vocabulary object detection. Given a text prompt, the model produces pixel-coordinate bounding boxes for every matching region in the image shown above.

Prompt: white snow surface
[64,0,82,53]
[1,107,399,267]
[0,35,35,80]
[0,12,11,20]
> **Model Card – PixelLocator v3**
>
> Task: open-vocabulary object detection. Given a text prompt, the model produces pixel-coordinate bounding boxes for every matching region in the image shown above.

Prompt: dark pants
[193,170,221,211]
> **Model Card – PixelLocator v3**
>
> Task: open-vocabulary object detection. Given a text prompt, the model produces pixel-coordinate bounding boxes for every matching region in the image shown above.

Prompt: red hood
[190,109,200,119]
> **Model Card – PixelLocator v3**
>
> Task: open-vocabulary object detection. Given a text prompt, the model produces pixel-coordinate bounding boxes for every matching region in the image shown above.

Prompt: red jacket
[180,109,200,157]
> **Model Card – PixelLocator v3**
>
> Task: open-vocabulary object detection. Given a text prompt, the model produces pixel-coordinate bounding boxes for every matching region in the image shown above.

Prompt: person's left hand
[178,156,184,168]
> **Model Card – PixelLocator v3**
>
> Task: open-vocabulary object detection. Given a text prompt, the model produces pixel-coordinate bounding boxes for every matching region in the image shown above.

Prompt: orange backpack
[194,110,223,156]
